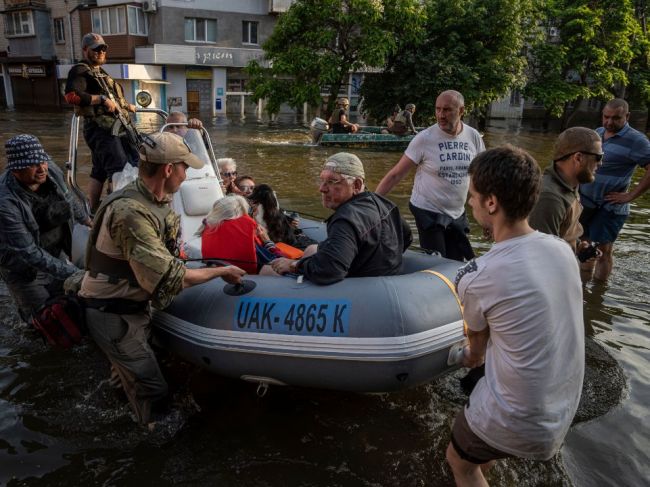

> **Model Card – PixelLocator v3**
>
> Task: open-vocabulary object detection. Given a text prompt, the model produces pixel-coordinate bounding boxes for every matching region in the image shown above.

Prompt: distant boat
[310,118,416,150]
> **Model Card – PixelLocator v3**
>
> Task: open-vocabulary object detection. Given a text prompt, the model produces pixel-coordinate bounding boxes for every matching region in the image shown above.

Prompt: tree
[360,0,538,125]
[524,0,649,125]
[246,0,424,117]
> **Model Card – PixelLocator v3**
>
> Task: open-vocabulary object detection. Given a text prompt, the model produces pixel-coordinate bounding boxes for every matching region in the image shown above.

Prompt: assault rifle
[95,73,144,149]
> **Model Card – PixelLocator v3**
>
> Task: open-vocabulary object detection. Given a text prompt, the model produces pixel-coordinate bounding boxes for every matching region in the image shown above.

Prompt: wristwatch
[99,95,107,105]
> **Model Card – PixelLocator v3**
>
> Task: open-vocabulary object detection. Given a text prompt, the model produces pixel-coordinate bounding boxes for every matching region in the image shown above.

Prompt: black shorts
[84,123,139,183]
[450,407,512,464]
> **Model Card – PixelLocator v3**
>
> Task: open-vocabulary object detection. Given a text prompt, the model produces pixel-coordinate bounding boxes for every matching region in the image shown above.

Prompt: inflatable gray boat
[153,244,467,392]
[67,109,467,393]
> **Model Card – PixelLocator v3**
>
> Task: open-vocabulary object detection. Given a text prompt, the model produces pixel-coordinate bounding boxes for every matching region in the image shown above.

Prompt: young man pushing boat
[446,145,584,486]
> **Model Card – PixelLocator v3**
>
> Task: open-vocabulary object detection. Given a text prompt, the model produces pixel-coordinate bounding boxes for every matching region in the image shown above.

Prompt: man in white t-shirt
[446,145,584,485]
[376,90,485,261]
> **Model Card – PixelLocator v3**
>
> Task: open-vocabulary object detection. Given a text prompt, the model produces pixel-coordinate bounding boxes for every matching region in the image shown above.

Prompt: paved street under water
[0,110,647,486]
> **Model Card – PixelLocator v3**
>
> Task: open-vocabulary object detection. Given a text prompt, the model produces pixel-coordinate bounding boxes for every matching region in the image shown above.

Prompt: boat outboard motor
[310,117,329,144]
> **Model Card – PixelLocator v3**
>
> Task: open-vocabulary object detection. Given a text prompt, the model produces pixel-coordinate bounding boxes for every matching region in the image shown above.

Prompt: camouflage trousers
[85,307,167,425]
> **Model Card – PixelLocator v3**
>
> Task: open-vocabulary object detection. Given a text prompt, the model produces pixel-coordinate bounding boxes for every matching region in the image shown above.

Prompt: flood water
[0,110,648,486]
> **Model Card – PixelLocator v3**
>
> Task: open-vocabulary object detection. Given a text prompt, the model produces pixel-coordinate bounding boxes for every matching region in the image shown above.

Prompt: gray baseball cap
[324,152,365,179]
[82,33,107,50]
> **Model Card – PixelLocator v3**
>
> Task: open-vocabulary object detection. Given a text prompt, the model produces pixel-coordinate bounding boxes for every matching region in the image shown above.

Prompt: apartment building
[137,0,292,117]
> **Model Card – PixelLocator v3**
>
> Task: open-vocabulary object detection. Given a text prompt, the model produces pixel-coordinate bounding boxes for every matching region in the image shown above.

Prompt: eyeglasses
[92,45,107,53]
[239,185,255,191]
[318,177,352,188]
[222,171,237,177]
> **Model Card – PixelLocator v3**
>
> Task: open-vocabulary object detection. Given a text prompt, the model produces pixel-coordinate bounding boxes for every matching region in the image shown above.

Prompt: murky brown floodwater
[0,110,647,486]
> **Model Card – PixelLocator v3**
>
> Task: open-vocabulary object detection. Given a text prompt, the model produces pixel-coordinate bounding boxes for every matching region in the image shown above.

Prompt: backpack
[32,294,87,350]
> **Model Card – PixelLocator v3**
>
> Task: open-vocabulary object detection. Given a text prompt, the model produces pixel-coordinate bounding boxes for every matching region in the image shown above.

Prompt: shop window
[91,6,126,36]
[53,18,65,43]
[185,18,217,43]
[242,21,258,45]
[5,10,34,37]
[127,6,148,36]
[228,79,246,92]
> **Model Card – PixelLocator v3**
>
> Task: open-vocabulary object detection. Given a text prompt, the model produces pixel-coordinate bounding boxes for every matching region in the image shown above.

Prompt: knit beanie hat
[5,134,51,171]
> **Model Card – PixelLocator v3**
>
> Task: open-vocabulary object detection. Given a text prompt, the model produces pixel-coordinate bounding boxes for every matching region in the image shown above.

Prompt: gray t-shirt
[455,231,584,460]
[405,123,484,219]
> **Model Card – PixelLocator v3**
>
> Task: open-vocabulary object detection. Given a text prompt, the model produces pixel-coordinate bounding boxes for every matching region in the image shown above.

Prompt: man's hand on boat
[271,257,297,275]
[182,265,246,288]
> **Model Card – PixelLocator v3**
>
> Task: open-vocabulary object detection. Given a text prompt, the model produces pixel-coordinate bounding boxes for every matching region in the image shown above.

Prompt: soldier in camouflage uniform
[64,33,139,212]
[79,132,245,426]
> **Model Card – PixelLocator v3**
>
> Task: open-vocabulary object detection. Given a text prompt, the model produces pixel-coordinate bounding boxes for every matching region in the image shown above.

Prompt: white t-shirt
[405,123,485,219]
[455,231,584,460]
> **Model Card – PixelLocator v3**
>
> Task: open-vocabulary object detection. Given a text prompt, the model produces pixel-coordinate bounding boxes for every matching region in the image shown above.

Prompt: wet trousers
[85,307,167,424]
[2,271,63,323]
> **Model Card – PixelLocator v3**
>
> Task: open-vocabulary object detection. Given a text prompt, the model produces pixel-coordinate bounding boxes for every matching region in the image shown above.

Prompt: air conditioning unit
[143,1,157,13]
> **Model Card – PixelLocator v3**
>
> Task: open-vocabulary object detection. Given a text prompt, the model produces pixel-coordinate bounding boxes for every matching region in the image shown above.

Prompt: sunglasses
[92,45,107,53]
[222,171,237,177]
[582,152,604,162]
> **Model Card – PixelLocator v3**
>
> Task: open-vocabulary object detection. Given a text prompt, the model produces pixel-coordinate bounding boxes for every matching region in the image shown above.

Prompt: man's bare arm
[375,155,416,196]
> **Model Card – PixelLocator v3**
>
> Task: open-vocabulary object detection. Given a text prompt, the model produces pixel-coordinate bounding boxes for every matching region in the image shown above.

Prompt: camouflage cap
[82,32,108,50]
[324,152,365,179]
[139,132,204,169]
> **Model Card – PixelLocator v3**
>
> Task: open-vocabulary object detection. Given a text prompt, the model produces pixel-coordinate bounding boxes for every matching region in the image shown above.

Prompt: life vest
[85,180,179,285]
[201,215,258,275]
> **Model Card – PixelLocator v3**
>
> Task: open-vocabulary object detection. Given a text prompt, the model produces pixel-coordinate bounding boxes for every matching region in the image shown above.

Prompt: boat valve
[256,381,269,398]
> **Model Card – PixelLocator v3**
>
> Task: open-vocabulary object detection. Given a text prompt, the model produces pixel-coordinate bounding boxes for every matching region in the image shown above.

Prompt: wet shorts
[84,123,139,183]
[579,206,627,244]
[450,407,512,464]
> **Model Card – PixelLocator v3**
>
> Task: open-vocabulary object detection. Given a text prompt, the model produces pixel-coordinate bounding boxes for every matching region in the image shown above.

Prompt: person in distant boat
[529,127,603,253]
[164,111,204,138]
[328,97,360,134]
[381,104,401,134]
[376,90,485,261]
[64,33,139,213]
[578,98,650,281]
[388,103,418,136]
[79,132,245,427]
[217,157,243,195]
[0,135,90,323]
[271,152,412,284]
[446,145,584,485]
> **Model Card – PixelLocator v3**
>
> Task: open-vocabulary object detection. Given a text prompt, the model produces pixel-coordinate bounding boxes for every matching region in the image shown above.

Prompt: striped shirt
[579,123,650,215]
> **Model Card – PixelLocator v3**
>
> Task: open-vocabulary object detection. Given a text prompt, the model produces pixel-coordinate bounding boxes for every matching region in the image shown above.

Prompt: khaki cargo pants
[85,307,168,425]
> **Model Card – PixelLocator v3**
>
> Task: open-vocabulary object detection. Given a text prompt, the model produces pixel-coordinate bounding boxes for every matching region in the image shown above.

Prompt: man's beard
[577,167,595,184]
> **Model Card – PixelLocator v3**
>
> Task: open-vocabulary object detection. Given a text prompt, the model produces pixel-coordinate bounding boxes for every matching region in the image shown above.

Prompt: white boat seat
[180,177,222,216]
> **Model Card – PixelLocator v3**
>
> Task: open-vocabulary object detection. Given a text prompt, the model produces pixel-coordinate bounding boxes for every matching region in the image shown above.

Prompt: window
[509,89,521,107]
[185,18,217,43]
[5,11,34,37]
[242,21,258,45]
[127,6,148,36]
[91,7,126,36]
[53,18,65,43]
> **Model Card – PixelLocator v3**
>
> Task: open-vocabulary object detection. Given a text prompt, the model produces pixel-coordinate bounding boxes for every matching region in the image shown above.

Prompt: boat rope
[420,270,468,336]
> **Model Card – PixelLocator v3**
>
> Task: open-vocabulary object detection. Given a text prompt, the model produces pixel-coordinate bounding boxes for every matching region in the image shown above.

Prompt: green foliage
[524,0,650,117]
[246,0,424,116]
[360,0,538,123]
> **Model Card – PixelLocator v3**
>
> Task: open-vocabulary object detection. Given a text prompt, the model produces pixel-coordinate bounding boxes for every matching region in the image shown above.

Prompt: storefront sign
[195,47,265,67]
[186,67,212,80]
[8,64,47,78]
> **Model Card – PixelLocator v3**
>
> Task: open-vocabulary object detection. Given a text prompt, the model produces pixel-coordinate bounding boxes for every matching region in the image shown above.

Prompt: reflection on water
[0,111,648,486]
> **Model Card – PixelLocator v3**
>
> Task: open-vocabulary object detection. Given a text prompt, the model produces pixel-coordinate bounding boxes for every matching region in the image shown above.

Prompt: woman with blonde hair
[199,195,286,274]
